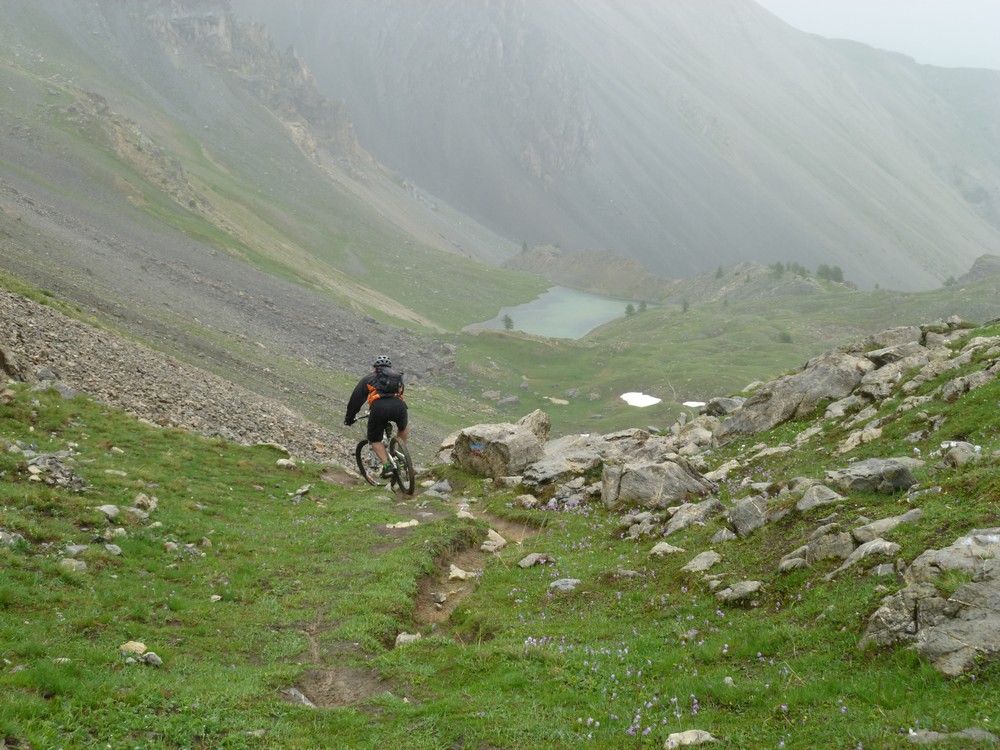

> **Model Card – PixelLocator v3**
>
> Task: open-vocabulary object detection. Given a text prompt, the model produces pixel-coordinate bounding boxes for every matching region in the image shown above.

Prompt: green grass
[2,334,998,749]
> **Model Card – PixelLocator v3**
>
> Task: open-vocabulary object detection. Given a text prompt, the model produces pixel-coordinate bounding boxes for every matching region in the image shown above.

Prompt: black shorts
[367,397,408,443]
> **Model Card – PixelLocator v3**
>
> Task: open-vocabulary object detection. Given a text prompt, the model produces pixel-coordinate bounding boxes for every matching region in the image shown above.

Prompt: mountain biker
[344,355,408,477]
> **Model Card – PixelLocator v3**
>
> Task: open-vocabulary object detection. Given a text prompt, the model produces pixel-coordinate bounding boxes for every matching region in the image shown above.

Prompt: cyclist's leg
[368,404,389,462]
[391,400,410,443]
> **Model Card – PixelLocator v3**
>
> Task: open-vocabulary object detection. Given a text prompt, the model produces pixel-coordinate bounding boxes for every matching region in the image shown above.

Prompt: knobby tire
[389,437,415,495]
[355,440,382,487]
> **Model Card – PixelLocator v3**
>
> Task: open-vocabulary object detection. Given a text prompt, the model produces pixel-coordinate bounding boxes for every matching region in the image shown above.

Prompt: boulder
[704,396,745,417]
[863,325,922,350]
[523,429,667,486]
[716,350,874,440]
[715,580,762,604]
[851,509,922,544]
[681,551,722,573]
[863,341,926,368]
[824,457,923,494]
[602,459,714,510]
[516,409,551,443]
[727,496,769,538]
[451,422,544,478]
[904,528,1000,585]
[824,538,901,580]
[795,485,845,513]
[663,498,726,537]
[803,532,857,564]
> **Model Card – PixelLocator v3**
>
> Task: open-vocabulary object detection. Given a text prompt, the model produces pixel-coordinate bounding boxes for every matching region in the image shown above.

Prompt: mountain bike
[354,414,415,495]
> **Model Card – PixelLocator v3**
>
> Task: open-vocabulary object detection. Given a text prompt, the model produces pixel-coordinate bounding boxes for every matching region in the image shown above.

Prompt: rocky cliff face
[141,0,366,168]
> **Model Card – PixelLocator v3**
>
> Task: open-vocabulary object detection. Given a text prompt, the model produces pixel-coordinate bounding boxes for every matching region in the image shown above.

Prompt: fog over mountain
[243,0,1000,290]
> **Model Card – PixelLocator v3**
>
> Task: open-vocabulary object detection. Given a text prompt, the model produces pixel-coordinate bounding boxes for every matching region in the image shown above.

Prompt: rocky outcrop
[441,316,1000,678]
[715,316,994,441]
[860,529,1000,676]
[715,350,875,439]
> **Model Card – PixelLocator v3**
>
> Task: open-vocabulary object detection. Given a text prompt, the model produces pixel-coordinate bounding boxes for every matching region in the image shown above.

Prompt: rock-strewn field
[1,289,352,464]
[440,317,1000,677]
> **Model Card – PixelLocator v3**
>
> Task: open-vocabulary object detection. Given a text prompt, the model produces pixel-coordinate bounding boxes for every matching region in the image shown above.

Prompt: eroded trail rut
[292,473,540,708]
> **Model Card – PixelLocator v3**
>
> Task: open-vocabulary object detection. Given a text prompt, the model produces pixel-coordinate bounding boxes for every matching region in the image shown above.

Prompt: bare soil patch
[298,666,390,708]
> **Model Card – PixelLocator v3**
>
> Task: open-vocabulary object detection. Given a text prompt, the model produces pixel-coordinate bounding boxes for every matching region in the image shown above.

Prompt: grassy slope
[2,321,998,749]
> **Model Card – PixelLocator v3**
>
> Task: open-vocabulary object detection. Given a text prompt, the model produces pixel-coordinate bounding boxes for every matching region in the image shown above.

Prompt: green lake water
[468,286,638,339]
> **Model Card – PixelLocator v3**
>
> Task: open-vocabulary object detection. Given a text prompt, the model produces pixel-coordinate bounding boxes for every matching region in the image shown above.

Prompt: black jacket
[344,372,378,424]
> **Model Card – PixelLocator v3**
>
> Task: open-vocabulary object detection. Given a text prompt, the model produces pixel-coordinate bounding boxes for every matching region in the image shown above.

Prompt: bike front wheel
[355,440,383,486]
[389,437,415,495]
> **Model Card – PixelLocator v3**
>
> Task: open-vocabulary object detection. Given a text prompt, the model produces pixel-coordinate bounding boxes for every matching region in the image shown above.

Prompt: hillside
[1,315,998,748]
[2,0,1000,458]
[0,0,543,335]
[245,0,1000,290]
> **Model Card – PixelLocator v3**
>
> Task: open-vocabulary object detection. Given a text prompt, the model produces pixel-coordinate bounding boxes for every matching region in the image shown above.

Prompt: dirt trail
[297,472,540,708]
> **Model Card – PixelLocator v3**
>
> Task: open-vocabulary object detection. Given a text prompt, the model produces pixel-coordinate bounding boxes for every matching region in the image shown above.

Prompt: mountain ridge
[245,0,1000,289]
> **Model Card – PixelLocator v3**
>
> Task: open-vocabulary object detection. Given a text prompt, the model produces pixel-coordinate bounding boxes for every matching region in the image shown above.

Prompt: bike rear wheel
[355,440,383,486]
[389,437,415,495]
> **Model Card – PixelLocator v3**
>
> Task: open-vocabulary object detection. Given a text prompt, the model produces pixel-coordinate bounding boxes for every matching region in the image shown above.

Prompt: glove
[344,418,354,426]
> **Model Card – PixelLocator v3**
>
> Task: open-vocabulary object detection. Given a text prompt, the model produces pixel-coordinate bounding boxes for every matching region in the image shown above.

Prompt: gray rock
[717,350,875,439]
[282,687,316,708]
[861,528,1000,675]
[602,459,714,510]
[778,557,808,573]
[804,532,857,564]
[704,396,745,416]
[663,498,726,537]
[715,580,762,603]
[905,528,1000,585]
[795,485,845,512]
[824,457,923,494]
[825,394,870,419]
[943,442,982,468]
[515,494,540,509]
[852,509,923,544]
[906,727,998,746]
[94,504,120,520]
[518,553,553,568]
[516,409,552,442]
[864,325,922,350]
[1,530,27,547]
[451,422,544,478]
[712,528,737,544]
[549,578,582,592]
[863,341,927,368]
[825,538,901,580]
[681,551,722,573]
[665,729,717,747]
[650,542,686,557]
[727,496,769,538]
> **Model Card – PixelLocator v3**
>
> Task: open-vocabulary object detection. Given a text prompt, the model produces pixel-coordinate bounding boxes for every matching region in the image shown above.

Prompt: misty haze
[1,1,999,747]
